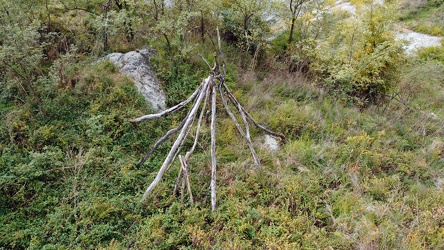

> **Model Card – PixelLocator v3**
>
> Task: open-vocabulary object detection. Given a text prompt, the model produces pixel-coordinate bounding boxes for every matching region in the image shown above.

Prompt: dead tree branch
[140,77,211,202]
[218,85,262,168]
[131,85,202,123]
[223,83,287,143]
[133,29,286,209]
[210,82,217,211]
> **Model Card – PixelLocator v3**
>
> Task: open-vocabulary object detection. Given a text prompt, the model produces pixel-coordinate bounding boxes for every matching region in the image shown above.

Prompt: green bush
[312,4,404,106]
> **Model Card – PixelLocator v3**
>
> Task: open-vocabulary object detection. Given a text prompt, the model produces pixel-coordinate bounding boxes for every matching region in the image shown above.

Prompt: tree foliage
[0,1,47,113]
[217,0,272,53]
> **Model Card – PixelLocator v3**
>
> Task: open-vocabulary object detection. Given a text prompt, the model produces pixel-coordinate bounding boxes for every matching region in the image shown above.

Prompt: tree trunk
[289,16,296,44]
[200,11,205,42]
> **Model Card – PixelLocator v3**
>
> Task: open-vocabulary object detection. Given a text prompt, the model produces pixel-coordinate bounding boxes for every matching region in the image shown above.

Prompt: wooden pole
[210,82,217,211]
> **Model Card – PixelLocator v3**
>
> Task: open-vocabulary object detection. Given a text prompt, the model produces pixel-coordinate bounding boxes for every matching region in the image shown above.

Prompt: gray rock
[396,28,443,54]
[100,48,166,111]
[263,135,280,151]
[332,0,356,14]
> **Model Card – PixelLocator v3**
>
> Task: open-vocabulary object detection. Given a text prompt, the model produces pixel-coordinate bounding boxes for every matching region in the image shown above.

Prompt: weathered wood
[218,85,262,168]
[179,155,194,204]
[217,27,227,78]
[135,29,285,210]
[137,84,206,168]
[173,162,183,196]
[223,83,287,143]
[140,77,210,202]
[210,82,217,212]
[131,84,202,123]
[138,117,186,168]
[180,157,186,203]
[233,91,262,168]
[188,85,208,158]
[173,94,208,202]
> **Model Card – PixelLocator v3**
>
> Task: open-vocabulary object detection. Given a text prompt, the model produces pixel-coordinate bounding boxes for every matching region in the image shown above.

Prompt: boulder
[101,48,166,111]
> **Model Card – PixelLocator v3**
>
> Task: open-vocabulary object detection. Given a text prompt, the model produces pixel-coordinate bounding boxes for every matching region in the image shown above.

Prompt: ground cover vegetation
[1,0,443,249]
[399,0,444,36]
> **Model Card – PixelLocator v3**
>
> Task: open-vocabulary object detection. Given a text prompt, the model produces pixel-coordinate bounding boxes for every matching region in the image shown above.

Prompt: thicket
[1,0,443,249]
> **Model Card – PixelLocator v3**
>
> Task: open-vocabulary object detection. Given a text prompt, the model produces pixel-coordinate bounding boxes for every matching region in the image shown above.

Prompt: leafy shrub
[313,4,404,106]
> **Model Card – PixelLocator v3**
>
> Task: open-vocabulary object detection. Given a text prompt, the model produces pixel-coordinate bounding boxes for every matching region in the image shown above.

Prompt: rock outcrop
[101,48,166,111]
[396,28,443,54]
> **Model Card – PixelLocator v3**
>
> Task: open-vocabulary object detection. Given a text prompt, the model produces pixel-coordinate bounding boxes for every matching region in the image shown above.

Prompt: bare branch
[210,82,217,212]
[223,83,287,143]
[137,116,186,167]
[174,92,208,198]
[179,155,194,204]
[231,90,261,167]
[188,86,209,157]
[219,85,261,168]
[131,84,202,123]
[57,0,99,15]
[173,162,183,195]
[216,27,227,79]
[200,54,213,71]
[140,77,211,203]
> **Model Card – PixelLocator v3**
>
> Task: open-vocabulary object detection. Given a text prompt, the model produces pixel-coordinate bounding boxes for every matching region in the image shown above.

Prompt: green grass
[2,55,444,249]
[399,0,444,36]
[0,61,172,249]
[1,1,444,248]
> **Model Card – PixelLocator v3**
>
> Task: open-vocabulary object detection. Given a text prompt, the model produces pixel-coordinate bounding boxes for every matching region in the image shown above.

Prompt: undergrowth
[1,1,444,248]
[399,0,444,36]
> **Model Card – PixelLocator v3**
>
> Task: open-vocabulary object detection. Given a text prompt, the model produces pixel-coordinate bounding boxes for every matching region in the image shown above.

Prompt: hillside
[1,0,443,249]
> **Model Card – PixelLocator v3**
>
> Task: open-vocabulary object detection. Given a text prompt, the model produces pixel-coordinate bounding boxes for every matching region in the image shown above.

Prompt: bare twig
[179,155,194,204]
[173,162,183,195]
[180,155,186,203]
[232,90,262,167]
[131,84,202,123]
[206,30,217,50]
[138,117,186,168]
[200,54,213,71]
[189,90,208,155]
[216,27,227,80]
[173,90,208,199]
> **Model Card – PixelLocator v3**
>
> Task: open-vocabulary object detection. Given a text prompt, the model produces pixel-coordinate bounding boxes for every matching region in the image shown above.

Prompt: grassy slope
[0,61,171,249]
[2,56,443,249]
[1,6,444,250]
[399,0,444,36]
